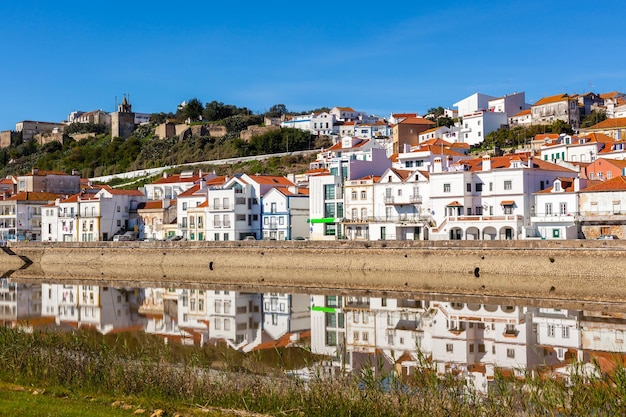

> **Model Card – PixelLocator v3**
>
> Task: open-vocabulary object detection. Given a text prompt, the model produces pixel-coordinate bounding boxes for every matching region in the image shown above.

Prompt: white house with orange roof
[578,176,626,239]
[369,168,432,241]
[137,199,177,240]
[42,186,146,242]
[539,133,614,164]
[395,139,471,172]
[509,109,532,126]
[280,112,338,136]
[0,191,60,241]
[532,307,583,367]
[342,175,378,240]
[261,292,310,343]
[428,154,578,240]
[15,168,81,195]
[418,126,452,143]
[531,93,580,129]
[330,106,369,122]
[580,117,626,141]
[261,186,309,240]
[530,177,587,240]
[143,170,210,200]
[176,176,228,240]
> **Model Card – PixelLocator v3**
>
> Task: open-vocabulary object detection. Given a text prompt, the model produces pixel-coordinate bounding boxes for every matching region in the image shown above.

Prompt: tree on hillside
[178,98,204,122]
[426,106,445,118]
[581,110,607,128]
[266,104,288,118]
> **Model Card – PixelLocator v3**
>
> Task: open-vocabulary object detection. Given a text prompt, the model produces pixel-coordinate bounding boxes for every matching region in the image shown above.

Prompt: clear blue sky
[2,1,626,131]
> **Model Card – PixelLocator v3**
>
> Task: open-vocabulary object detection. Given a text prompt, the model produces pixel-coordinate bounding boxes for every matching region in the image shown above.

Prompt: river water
[2,277,624,393]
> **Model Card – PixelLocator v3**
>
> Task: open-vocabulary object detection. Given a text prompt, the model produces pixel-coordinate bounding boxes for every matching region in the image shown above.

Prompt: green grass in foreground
[0,381,241,417]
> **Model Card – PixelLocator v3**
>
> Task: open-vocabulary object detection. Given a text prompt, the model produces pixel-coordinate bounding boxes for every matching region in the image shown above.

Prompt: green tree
[581,110,607,128]
[178,98,204,122]
[266,104,288,118]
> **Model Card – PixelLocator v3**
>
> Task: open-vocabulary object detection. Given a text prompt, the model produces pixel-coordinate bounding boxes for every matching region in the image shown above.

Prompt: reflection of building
[0,279,42,327]
[41,283,145,334]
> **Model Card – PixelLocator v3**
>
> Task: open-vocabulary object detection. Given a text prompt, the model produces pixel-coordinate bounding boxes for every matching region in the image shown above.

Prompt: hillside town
[2,90,626,243]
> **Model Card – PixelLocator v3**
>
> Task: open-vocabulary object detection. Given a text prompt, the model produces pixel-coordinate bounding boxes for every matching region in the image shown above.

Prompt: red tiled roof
[446,201,463,207]
[177,184,202,197]
[248,175,295,186]
[500,200,515,205]
[326,138,370,152]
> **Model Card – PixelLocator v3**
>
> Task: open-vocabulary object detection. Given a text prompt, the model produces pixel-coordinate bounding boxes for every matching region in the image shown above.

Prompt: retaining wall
[2,240,625,303]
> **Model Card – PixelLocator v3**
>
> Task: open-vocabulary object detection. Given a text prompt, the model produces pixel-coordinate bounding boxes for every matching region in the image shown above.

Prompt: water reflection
[3,277,626,392]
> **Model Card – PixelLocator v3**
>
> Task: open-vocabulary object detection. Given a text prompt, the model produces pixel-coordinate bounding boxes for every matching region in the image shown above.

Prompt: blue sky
[1,1,626,131]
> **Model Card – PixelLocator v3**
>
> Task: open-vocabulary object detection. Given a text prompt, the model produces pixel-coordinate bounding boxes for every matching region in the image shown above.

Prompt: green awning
[308,218,336,224]
[311,306,336,313]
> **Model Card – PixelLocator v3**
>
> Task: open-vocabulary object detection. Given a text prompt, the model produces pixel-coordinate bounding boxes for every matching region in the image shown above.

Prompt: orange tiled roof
[533,94,570,106]
[248,175,295,186]
[7,191,61,201]
[21,169,71,177]
[586,117,626,130]
[150,173,201,185]
[581,176,626,192]
[512,109,531,117]
[106,189,144,196]
[398,117,435,126]
[177,184,202,197]
[326,138,370,152]
[392,113,417,118]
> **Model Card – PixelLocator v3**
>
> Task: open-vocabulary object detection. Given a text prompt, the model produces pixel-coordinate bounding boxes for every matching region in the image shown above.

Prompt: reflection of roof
[446,201,463,207]
[500,200,515,205]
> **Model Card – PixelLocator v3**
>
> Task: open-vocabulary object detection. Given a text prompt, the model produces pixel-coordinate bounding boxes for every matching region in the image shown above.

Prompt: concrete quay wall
[2,240,626,304]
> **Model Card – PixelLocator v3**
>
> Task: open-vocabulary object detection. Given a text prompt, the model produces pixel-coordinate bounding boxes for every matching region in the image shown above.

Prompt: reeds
[1,326,625,416]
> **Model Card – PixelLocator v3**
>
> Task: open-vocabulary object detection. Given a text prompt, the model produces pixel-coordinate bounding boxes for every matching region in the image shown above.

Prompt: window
[279,217,284,225]
[546,203,553,215]
[478,343,486,353]
[469,344,474,353]
[351,191,357,200]
[547,324,555,337]
[504,180,512,190]
[444,183,451,193]
[324,184,335,200]
[560,202,567,215]
[489,182,493,192]
[182,202,188,211]
[503,205,513,215]
[507,348,515,358]
[271,202,277,214]
[475,183,483,192]
[562,326,570,339]
[475,206,483,215]
[353,331,359,341]
[362,332,369,342]
[553,229,560,238]
[361,191,367,200]
[446,343,453,352]
[466,183,472,192]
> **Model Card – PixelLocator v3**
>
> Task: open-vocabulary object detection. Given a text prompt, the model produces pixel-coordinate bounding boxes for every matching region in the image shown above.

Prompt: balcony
[211,204,231,211]
[384,195,422,205]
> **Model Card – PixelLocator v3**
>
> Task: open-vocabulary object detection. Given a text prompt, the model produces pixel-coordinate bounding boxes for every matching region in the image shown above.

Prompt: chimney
[433,157,442,173]
[32,167,39,175]
[482,155,491,171]
[163,172,168,178]
[528,156,534,169]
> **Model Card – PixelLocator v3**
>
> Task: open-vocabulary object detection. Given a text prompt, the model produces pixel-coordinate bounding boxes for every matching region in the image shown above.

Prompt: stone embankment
[2,240,626,305]
[0,241,626,303]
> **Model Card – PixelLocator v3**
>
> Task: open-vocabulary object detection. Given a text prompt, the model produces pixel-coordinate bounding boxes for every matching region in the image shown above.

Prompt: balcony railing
[342,216,428,224]
[384,195,422,205]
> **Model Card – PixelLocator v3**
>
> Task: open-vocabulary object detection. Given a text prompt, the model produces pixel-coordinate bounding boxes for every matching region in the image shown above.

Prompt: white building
[0,191,59,242]
[262,186,309,240]
[530,177,585,240]
[459,111,508,146]
[428,154,578,240]
[42,187,146,242]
